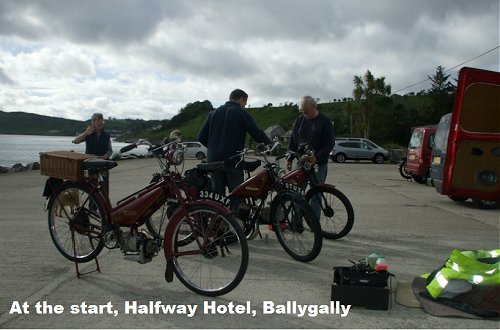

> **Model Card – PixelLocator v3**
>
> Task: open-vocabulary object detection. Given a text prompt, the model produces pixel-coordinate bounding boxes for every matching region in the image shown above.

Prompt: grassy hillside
[1,94,437,148]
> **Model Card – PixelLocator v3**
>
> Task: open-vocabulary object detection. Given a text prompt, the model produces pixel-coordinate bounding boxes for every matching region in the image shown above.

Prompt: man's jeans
[211,166,244,211]
[309,162,328,221]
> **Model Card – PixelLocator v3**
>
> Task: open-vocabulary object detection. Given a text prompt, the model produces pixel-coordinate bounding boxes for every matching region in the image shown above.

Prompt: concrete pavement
[0,157,498,328]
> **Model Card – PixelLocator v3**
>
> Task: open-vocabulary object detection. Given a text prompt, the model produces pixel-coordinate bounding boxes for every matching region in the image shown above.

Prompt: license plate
[433,156,441,165]
[408,154,416,160]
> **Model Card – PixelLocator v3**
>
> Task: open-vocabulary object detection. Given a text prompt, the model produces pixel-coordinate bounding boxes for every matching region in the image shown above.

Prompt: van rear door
[441,67,500,200]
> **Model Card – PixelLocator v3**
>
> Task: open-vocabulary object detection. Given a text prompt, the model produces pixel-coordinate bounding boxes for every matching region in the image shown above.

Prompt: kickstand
[71,228,101,278]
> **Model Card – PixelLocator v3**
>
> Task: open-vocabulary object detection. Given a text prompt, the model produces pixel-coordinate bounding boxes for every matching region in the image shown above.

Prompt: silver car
[182,142,207,160]
[330,139,389,164]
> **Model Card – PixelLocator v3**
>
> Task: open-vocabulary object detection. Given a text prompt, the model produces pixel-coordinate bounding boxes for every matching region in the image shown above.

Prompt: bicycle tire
[269,193,322,262]
[47,183,106,263]
[399,160,412,180]
[168,204,249,296]
[305,186,354,240]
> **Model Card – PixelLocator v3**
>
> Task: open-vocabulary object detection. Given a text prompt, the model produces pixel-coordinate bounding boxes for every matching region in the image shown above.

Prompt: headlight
[274,167,286,178]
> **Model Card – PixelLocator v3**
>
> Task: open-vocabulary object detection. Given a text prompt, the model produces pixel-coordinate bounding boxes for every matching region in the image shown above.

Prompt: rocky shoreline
[0,162,41,174]
[0,152,150,174]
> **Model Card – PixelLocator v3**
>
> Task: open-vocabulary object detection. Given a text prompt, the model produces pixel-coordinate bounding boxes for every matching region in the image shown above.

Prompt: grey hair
[298,96,316,109]
[91,113,103,122]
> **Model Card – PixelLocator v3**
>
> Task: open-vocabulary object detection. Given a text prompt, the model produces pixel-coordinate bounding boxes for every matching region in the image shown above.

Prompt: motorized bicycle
[169,142,323,263]
[42,138,248,297]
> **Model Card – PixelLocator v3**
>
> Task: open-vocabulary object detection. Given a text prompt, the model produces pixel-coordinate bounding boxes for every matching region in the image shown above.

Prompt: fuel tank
[231,169,271,199]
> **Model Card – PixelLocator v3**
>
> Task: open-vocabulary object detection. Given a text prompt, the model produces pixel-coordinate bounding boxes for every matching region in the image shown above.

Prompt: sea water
[0,134,146,167]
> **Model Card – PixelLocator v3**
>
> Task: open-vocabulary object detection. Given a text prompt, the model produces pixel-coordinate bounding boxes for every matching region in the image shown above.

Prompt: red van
[430,67,500,209]
[405,126,437,184]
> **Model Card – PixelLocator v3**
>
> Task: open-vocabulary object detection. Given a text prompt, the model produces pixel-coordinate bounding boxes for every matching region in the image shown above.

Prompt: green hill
[0,110,162,138]
[136,94,435,148]
[1,93,444,148]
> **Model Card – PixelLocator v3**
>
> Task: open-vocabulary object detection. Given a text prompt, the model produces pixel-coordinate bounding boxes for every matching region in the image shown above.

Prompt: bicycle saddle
[242,160,261,172]
[197,161,224,172]
[83,158,118,172]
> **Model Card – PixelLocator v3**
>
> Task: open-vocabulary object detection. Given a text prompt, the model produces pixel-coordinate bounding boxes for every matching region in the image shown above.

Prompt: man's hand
[73,124,95,144]
[85,124,95,135]
[286,161,292,171]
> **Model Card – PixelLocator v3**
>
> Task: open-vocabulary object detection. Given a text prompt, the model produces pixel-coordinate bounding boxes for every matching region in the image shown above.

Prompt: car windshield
[434,115,452,154]
[409,131,423,148]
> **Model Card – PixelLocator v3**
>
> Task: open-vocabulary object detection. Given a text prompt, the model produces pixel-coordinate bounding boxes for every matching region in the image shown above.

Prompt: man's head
[91,113,105,130]
[229,89,248,108]
[298,96,318,119]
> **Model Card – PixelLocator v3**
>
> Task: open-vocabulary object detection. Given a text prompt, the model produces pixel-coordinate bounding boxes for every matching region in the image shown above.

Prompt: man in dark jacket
[72,112,113,158]
[287,96,335,222]
[198,89,271,197]
[287,95,334,182]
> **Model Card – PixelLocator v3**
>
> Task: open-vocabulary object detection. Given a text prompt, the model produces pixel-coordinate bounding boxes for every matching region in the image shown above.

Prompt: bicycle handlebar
[120,143,137,153]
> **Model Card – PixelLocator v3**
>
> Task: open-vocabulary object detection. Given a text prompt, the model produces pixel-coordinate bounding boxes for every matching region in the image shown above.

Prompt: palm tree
[352,70,391,138]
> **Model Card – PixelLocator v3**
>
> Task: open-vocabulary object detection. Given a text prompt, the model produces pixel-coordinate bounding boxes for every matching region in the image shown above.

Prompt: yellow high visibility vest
[423,249,500,299]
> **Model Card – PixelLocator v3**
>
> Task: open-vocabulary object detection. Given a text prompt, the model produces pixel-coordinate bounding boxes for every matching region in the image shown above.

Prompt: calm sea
[0,134,147,168]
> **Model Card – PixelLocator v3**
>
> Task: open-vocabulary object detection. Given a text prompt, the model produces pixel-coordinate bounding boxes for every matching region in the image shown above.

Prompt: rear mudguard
[304,183,336,199]
[42,178,64,198]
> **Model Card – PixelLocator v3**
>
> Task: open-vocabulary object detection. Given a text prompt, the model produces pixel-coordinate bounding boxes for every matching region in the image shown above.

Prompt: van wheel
[335,153,346,163]
[196,152,205,160]
[373,154,385,164]
[472,199,500,209]
[412,175,427,184]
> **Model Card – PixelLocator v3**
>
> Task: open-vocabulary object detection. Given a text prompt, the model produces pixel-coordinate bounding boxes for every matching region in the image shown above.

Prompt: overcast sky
[0,0,498,121]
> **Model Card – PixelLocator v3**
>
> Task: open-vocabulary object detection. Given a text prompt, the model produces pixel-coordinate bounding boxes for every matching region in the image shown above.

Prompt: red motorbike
[179,143,323,263]
[42,138,248,297]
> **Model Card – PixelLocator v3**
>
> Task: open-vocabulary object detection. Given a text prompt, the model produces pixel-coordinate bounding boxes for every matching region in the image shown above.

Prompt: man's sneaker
[293,222,305,233]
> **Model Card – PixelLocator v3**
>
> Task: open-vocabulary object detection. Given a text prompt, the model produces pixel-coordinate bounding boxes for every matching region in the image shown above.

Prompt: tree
[352,70,392,138]
[426,66,456,123]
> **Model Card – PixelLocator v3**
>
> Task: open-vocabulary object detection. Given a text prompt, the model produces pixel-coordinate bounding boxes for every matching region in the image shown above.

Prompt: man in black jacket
[287,95,335,222]
[198,89,271,197]
[287,95,334,181]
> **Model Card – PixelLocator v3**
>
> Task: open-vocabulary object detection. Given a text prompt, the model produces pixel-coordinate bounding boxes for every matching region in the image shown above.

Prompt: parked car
[182,141,207,160]
[334,137,381,149]
[430,67,500,209]
[404,125,437,184]
[329,139,389,164]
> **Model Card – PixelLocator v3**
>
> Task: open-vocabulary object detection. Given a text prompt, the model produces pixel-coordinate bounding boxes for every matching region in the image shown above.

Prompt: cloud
[0,68,15,85]
[0,0,498,121]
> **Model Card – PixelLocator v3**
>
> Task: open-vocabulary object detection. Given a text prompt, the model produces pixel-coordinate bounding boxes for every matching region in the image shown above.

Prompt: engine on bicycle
[119,230,158,264]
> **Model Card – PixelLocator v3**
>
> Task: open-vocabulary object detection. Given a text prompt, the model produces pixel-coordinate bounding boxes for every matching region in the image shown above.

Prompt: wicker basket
[40,151,95,181]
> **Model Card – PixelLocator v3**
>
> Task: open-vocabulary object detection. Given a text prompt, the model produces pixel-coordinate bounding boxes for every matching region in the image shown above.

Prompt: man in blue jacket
[198,89,271,197]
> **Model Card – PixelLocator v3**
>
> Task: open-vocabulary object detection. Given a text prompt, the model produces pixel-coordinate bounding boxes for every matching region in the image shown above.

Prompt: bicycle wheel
[269,193,322,262]
[168,204,249,296]
[306,186,354,240]
[399,160,412,180]
[47,183,106,263]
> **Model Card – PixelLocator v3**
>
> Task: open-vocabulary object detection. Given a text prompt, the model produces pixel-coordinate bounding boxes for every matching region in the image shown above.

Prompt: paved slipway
[0,158,498,329]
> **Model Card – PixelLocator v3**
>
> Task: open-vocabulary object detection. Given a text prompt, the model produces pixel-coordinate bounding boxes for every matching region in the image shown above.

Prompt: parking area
[0,158,498,328]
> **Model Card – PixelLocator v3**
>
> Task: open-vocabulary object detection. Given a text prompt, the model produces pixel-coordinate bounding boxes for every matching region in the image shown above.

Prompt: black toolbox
[331,265,392,310]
